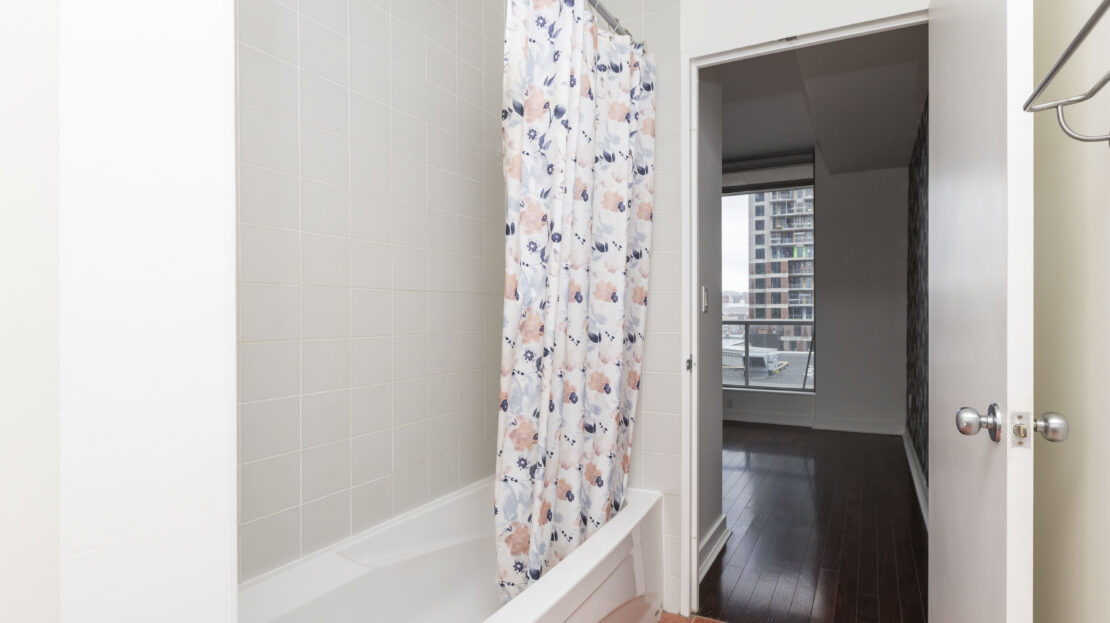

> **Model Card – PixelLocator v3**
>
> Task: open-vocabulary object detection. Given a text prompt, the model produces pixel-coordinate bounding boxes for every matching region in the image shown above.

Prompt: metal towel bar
[1023,0,1110,145]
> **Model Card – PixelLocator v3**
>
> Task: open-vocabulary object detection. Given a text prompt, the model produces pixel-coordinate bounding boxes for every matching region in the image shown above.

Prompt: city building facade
[746,187,814,352]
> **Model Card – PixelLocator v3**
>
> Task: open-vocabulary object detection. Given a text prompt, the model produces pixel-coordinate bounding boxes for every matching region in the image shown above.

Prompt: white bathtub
[239,478,665,623]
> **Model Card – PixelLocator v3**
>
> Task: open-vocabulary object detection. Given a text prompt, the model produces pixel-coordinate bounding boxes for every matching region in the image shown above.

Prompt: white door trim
[678,9,929,614]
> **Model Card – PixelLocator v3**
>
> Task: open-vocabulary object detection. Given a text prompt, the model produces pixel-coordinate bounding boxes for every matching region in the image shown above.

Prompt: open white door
[929,0,1035,621]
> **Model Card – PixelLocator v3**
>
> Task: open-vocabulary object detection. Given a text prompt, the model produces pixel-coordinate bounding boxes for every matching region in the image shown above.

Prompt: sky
[721,194,751,293]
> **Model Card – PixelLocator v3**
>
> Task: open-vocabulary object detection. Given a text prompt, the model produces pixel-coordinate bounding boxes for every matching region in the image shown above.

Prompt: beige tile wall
[236,0,505,581]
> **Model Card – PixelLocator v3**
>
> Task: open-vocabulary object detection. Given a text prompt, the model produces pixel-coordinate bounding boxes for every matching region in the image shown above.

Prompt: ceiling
[703,25,929,174]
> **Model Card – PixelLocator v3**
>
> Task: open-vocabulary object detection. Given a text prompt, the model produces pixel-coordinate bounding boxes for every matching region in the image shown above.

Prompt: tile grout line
[294,0,305,560]
[234,4,244,582]
[346,0,356,542]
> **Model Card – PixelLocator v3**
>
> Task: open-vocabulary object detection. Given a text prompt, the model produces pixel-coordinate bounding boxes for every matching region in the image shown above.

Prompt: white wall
[680,0,928,60]
[1032,0,1110,620]
[235,0,505,580]
[0,4,59,621]
[813,151,908,435]
[695,79,723,551]
[58,1,238,621]
[724,391,815,427]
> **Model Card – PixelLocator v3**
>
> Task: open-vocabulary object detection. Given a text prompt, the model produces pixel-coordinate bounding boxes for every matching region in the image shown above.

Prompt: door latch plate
[1011,412,1031,448]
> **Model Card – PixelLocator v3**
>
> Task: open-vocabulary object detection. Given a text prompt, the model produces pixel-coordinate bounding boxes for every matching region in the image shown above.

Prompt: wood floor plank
[832,452,862,623]
[874,492,902,623]
[856,594,879,623]
[810,568,839,623]
[697,423,926,623]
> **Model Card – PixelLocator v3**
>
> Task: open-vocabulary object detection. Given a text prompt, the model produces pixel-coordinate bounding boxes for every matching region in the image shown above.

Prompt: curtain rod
[587,0,633,38]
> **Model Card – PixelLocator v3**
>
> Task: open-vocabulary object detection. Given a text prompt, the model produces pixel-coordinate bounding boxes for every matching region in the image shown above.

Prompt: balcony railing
[772,221,814,232]
[771,206,814,216]
[770,236,814,245]
[722,320,815,392]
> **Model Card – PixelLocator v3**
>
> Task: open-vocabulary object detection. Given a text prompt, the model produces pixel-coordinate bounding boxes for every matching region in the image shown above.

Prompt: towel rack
[1023,0,1110,145]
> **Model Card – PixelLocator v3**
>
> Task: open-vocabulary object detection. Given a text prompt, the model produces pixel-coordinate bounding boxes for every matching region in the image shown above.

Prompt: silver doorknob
[1034,412,1069,442]
[955,404,1003,442]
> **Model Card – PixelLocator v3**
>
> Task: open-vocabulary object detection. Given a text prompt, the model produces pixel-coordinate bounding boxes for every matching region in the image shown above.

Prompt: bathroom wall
[236,0,505,580]
[3,4,59,620]
[680,0,928,59]
[602,0,685,611]
[58,1,239,619]
[1033,0,1110,620]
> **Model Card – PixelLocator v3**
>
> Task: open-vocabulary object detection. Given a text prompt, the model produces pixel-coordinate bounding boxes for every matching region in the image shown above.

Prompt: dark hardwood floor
[697,423,927,623]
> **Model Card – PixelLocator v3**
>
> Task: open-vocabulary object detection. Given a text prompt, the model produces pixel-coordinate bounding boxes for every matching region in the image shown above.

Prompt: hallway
[698,423,927,622]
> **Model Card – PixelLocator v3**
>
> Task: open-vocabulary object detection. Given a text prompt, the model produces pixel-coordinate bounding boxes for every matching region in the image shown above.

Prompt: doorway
[686,21,930,621]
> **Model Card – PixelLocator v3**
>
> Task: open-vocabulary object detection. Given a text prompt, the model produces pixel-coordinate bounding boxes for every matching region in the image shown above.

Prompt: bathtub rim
[484,486,663,623]
[239,475,494,592]
[238,476,662,623]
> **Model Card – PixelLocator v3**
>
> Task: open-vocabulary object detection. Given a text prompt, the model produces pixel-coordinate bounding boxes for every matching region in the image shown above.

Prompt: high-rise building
[747,188,814,352]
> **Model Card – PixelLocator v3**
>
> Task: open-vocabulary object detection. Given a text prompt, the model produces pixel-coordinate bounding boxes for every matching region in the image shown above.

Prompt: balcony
[722,320,815,392]
[770,204,814,216]
[773,248,814,260]
[772,221,814,232]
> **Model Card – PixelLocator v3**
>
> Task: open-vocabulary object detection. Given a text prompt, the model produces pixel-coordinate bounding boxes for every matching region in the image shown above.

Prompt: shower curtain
[494,0,656,601]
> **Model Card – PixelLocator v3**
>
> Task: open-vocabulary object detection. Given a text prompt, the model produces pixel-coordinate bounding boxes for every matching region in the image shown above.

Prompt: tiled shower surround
[236,0,683,605]
[236,0,505,580]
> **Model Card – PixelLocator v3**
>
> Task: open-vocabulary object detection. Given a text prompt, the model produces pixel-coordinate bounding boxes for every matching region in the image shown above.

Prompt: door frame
[678,10,930,614]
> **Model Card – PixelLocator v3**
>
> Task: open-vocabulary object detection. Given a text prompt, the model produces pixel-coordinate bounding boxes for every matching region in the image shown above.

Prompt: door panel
[928,0,1035,621]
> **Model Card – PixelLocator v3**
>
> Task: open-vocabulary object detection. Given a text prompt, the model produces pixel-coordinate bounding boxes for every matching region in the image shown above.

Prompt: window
[721,185,815,392]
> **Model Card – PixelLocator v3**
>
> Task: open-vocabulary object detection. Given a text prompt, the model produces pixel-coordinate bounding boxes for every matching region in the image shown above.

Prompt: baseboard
[812,418,905,436]
[902,433,929,529]
[723,410,814,428]
[697,514,731,581]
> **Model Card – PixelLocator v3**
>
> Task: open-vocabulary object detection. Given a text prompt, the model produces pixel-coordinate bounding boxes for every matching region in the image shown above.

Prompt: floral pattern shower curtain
[494,0,656,600]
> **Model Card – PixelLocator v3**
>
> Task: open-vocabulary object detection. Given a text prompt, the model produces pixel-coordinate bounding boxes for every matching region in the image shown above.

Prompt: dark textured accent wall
[906,104,929,481]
